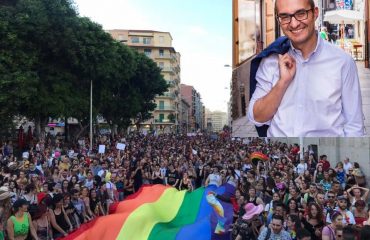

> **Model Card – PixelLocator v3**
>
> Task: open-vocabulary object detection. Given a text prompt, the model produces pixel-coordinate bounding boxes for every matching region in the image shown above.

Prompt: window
[131,37,139,43]
[159,36,164,43]
[158,62,164,69]
[159,101,164,110]
[144,49,152,57]
[118,35,125,41]
[143,37,152,44]
[237,0,262,63]
[159,49,164,57]
[159,114,164,122]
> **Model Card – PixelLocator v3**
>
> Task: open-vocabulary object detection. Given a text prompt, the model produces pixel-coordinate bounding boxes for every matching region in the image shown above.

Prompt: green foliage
[0,0,168,135]
[168,113,176,123]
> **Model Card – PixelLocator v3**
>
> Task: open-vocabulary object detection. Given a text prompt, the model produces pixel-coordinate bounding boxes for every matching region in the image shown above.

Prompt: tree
[0,0,168,139]
[168,113,176,123]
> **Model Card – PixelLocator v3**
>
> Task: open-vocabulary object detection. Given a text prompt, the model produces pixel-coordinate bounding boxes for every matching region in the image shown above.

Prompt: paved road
[357,61,370,136]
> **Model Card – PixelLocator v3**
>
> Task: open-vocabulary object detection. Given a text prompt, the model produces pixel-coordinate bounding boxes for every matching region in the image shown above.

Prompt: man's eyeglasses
[328,195,335,198]
[277,8,314,25]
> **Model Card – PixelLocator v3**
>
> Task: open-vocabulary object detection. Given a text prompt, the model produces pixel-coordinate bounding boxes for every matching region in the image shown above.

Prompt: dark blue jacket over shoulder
[249,36,291,137]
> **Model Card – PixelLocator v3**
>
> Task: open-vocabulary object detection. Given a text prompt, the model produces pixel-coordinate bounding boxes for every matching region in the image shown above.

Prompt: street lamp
[89,39,128,152]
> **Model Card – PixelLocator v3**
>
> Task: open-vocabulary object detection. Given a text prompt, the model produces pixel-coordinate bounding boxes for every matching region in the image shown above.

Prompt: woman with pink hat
[232,203,264,240]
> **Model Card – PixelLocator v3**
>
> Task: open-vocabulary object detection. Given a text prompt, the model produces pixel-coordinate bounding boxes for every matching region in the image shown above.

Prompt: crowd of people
[0,134,369,240]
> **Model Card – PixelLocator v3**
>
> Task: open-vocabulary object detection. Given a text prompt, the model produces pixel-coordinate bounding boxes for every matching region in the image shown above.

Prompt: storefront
[323,0,366,61]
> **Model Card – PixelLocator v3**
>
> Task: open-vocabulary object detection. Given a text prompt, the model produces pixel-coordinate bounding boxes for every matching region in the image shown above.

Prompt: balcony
[161,67,175,73]
[157,93,176,99]
[155,105,176,111]
[166,80,175,87]
[154,119,175,124]
[154,54,173,60]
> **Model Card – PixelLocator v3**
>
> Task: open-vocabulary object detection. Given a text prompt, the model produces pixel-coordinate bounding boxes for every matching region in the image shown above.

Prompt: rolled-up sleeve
[248,57,277,126]
[341,57,365,136]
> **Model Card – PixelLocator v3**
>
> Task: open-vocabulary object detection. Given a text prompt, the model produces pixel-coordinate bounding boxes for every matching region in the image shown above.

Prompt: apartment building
[180,84,204,132]
[108,30,181,133]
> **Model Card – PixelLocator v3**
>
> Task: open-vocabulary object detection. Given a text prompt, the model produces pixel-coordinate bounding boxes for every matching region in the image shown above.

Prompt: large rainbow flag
[63,184,234,240]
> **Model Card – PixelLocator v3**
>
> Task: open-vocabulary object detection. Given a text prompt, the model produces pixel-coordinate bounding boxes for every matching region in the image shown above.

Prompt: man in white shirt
[326,196,355,226]
[248,0,364,137]
[343,157,353,175]
[295,159,307,175]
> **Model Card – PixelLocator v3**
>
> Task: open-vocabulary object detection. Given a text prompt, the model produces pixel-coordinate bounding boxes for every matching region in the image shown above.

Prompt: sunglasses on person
[328,195,335,199]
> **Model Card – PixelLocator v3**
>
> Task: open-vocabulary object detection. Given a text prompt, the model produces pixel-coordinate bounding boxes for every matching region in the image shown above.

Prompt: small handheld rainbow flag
[250,152,269,166]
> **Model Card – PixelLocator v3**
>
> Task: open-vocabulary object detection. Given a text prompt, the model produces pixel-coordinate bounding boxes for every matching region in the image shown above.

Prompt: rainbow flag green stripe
[116,187,187,240]
[147,187,205,240]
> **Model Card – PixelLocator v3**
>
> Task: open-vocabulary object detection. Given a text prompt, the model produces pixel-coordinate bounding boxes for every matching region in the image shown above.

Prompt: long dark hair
[288,214,302,231]
[227,166,237,179]
[307,202,324,221]
[287,198,299,214]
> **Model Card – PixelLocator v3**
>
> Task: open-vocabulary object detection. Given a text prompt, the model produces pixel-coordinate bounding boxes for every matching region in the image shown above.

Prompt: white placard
[116,143,126,151]
[98,145,106,154]
[22,152,29,159]
[192,149,197,155]
[242,139,250,145]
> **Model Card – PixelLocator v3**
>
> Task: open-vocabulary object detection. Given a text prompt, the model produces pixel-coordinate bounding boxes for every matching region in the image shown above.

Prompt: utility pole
[90,80,93,152]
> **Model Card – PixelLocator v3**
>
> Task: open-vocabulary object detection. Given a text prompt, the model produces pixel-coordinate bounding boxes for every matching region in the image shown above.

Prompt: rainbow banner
[63,184,234,240]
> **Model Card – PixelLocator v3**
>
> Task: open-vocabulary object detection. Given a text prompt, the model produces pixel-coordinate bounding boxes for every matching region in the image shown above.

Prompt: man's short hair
[272,214,284,224]
[273,201,285,210]
[275,0,315,13]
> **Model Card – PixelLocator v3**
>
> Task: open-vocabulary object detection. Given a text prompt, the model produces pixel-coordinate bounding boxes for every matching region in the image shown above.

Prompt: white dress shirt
[248,35,364,137]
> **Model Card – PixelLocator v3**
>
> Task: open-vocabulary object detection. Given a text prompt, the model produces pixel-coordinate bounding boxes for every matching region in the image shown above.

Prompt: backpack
[264,228,272,240]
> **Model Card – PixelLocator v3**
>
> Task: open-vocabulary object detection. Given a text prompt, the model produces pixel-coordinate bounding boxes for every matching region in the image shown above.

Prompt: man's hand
[278,53,296,85]
[252,53,296,123]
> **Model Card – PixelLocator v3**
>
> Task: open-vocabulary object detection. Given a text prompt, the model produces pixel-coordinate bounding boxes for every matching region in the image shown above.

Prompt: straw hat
[242,203,264,220]
[0,186,13,201]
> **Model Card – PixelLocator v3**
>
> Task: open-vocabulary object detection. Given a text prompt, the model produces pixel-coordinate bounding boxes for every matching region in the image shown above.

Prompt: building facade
[210,111,228,132]
[180,84,204,132]
[204,108,213,132]
[108,30,181,133]
[179,98,191,133]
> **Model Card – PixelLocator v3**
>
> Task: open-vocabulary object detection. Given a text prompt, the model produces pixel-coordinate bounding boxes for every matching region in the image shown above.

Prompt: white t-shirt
[344,162,353,174]
[326,209,356,225]
[85,179,94,190]
[208,174,221,187]
[296,163,307,175]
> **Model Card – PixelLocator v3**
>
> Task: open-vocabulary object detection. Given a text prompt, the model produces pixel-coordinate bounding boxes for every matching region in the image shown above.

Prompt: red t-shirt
[319,160,330,171]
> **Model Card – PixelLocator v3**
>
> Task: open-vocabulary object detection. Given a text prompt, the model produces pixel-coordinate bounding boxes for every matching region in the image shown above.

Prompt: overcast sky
[73,0,232,112]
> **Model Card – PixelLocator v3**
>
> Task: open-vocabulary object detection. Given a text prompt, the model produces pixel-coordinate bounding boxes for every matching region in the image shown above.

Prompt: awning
[324,9,363,24]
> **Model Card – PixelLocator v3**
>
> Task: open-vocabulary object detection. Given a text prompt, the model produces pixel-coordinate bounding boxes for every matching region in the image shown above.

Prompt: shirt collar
[289,31,322,60]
